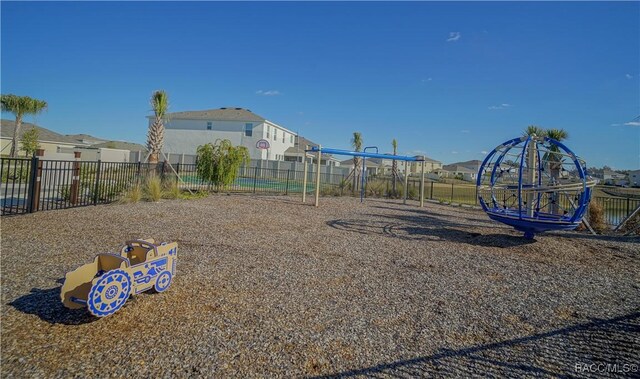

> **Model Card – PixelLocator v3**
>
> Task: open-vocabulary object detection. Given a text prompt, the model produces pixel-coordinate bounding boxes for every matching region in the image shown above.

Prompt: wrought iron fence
[1,156,638,228]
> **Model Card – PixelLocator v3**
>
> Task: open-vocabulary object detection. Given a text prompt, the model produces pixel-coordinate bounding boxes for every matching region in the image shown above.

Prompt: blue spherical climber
[477,135,595,239]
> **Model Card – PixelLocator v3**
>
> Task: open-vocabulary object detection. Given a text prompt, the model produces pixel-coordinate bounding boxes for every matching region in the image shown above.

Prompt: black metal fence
[592,196,640,226]
[1,157,638,228]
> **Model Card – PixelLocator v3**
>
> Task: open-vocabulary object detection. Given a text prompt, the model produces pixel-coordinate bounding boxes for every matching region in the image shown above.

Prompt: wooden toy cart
[60,239,178,317]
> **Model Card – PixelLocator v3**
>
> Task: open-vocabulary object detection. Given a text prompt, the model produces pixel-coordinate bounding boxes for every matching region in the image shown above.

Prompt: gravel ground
[1,194,639,378]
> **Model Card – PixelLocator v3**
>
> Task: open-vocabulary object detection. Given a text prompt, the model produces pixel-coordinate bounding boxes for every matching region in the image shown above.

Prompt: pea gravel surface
[1,195,639,378]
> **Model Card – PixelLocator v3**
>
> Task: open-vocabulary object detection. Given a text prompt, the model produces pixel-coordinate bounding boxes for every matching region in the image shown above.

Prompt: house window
[282,133,285,143]
[245,123,253,137]
[290,135,294,144]
[273,129,277,141]
[207,122,212,130]
[267,125,271,138]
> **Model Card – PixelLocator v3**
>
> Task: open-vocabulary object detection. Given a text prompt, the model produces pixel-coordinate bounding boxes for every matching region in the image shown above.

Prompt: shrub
[365,180,385,197]
[162,177,180,199]
[58,185,71,201]
[120,182,142,203]
[196,139,250,188]
[144,175,163,202]
[587,200,607,233]
[178,190,209,200]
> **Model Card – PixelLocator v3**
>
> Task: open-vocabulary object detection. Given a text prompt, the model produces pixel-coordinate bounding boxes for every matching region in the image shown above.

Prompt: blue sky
[2,1,639,169]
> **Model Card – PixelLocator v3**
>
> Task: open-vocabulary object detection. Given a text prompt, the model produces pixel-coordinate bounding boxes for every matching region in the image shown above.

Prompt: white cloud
[625,74,633,79]
[624,121,640,126]
[488,103,512,110]
[256,90,281,96]
[610,123,621,126]
[451,150,459,154]
[446,32,461,42]
[480,151,488,155]
[460,129,470,133]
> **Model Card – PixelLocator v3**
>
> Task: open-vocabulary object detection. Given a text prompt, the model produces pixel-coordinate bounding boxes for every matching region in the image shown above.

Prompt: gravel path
[1,195,639,377]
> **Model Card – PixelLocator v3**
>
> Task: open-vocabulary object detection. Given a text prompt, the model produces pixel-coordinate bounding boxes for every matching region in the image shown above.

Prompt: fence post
[27,150,44,213]
[70,151,82,205]
[475,186,478,205]
[451,183,454,203]
[285,169,291,195]
[253,166,258,193]
[302,152,309,203]
[93,160,102,205]
[403,161,409,205]
[627,197,630,217]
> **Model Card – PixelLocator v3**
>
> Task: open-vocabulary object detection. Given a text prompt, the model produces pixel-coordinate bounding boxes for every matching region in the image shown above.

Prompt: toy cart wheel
[154,271,172,293]
[87,269,132,317]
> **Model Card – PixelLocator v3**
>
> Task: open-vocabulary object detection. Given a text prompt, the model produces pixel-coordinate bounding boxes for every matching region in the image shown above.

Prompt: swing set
[302,145,427,207]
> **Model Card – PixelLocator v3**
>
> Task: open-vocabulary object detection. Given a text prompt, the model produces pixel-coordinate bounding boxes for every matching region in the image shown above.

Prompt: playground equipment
[303,146,426,207]
[61,239,178,317]
[477,135,595,239]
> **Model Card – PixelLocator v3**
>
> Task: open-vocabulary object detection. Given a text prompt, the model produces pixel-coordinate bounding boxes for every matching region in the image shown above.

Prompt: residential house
[284,136,340,166]
[1,119,87,158]
[601,169,628,186]
[340,157,395,176]
[629,169,640,187]
[1,119,143,162]
[158,107,296,161]
[407,156,443,175]
[440,164,479,182]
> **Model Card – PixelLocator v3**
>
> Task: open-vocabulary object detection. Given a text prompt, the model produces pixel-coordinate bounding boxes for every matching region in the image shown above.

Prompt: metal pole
[314,145,322,207]
[253,166,258,193]
[403,160,409,204]
[361,157,366,203]
[285,169,290,195]
[420,157,425,207]
[70,151,81,205]
[93,160,102,205]
[302,146,309,203]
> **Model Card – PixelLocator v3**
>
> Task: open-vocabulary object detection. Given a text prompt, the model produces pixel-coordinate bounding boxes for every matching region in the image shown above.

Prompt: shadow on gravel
[327,218,534,248]
[313,312,640,378]
[8,287,96,325]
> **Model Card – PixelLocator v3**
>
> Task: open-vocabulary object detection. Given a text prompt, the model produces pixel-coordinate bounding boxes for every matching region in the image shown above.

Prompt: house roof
[65,133,107,145]
[340,157,391,166]
[1,119,82,145]
[446,160,482,169]
[164,107,266,122]
[92,141,147,152]
[443,165,477,174]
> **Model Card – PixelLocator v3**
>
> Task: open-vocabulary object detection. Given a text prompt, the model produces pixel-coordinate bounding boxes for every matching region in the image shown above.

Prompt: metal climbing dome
[477,135,595,239]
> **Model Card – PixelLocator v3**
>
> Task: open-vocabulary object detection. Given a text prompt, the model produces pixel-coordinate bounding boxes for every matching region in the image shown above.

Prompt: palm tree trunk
[147,118,164,166]
[352,158,360,194]
[10,116,22,158]
[550,160,561,215]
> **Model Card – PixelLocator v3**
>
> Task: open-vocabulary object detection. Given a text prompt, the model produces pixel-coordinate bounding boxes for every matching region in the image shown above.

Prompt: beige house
[1,119,84,158]
[340,155,442,177]
[1,119,145,162]
[284,136,340,166]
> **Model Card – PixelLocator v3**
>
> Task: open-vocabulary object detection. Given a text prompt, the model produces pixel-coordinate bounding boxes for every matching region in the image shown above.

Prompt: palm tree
[147,90,169,164]
[0,94,47,157]
[391,139,398,194]
[545,128,569,183]
[351,132,363,192]
[524,125,545,137]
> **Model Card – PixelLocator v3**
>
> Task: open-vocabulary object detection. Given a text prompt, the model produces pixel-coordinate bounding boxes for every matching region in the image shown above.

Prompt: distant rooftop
[1,119,81,145]
[164,107,266,122]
